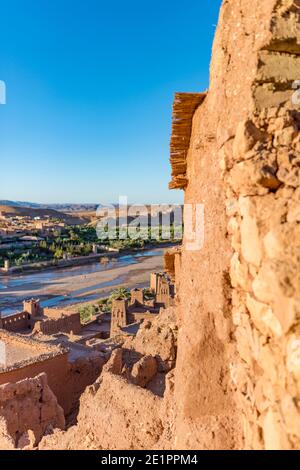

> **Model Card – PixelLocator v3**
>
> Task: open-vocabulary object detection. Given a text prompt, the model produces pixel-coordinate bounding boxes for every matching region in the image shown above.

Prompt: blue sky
[0,0,222,204]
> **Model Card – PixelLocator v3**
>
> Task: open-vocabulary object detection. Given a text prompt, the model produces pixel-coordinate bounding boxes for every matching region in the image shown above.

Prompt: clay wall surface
[0,350,104,418]
[39,372,169,450]
[110,299,128,336]
[127,312,157,324]
[130,288,144,305]
[0,373,65,448]
[0,331,79,415]
[33,311,81,336]
[23,299,41,317]
[0,353,70,413]
[173,0,300,450]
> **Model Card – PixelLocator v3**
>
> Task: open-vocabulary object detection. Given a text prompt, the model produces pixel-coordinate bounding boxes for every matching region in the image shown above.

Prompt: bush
[96,288,131,314]
[79,304,97,324]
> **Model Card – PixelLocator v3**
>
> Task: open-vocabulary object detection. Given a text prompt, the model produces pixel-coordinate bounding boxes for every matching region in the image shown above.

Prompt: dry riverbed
[0,248,165,314]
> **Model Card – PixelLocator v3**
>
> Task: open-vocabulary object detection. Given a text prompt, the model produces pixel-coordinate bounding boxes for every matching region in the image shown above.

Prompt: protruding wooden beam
[169,92,207,190]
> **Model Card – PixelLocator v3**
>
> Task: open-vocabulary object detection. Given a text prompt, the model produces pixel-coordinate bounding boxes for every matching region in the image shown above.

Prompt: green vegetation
[0,246,51,267]
[79,304,100,324]
[79,288,132,319]
[96,287,131,314]
[101,225,181,250]
[108,287,131,302]
[0,226,97,267]
[0,223,181,267]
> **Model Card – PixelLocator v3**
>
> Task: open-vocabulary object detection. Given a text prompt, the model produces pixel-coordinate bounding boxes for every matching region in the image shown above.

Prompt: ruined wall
[65,355,104,419]
[0,373,64,448]
[33,311,81,336]
[130,288,144,305]
[38,307,177,450]
[0,352,104,418]
[127,312,157,324]
[123,308,177,373]
[39,372,168,450]
[0,353,70,413]
[174,0,300,450]
[0,312,30,332]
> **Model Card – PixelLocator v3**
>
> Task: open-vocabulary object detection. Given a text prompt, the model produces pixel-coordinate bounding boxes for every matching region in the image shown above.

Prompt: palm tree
[109,287,130,301]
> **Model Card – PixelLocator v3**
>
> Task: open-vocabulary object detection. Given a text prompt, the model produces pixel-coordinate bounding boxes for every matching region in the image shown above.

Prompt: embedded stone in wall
[286,335,300,377]
[246,294,283,337]
[239,197,263,268]
[232,119,269,161]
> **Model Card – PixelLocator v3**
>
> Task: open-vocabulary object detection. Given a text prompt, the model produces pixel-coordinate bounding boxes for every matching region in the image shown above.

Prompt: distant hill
[0,200,42,209]
[47,204,99,212]
[0,201,99,212]
[0,205,88,225]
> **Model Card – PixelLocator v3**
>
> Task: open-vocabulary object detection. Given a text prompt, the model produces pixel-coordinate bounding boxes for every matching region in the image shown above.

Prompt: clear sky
[0,0,222,205]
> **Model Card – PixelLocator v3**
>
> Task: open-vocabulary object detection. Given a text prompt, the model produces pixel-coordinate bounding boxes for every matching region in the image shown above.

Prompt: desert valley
[1,0,300,457]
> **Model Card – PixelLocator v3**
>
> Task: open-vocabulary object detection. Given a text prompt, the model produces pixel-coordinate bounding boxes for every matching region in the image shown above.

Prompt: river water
[0,249,164,316]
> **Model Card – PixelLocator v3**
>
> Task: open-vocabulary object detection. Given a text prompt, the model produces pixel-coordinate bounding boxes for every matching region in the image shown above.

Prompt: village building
[0,299,81,335]
[110,273,175,337]
[0,329,104,416]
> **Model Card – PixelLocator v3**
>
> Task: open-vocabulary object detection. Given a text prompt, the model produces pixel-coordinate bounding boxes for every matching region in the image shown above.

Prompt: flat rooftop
[43,306,78,319]
[0,330,68,372]
[2,342,43,367]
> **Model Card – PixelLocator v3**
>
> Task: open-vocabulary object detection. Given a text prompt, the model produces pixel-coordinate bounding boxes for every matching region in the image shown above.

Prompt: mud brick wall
[173,0,300,450]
